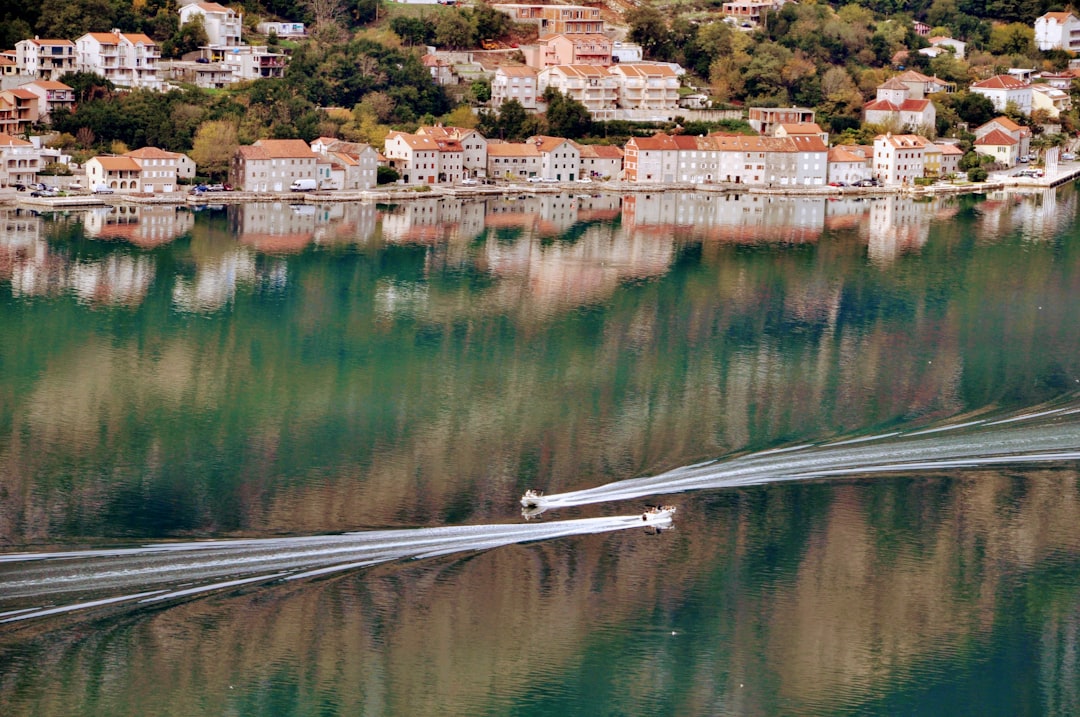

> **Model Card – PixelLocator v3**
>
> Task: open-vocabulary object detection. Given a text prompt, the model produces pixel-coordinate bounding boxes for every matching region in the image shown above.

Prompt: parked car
[93,184,115,194]
[290,179,318,192]
[1019,155,1030,163]
[828,181,847,187]
[1062,152,1076,161]
[30,187,59,197]
[206,184,226,192]
[460,177,480,186]
[541,177,559,183]
[855,178,879,187]
[527,176,543,183]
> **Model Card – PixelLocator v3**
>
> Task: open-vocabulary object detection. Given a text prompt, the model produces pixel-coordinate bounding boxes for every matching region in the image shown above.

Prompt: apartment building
[491,5,604,35]
[492,66,540,110]
[20,80,75,121]
[76,31,162,90]
[230,139,320,192]
[14,39,77,81]
[538,65,619,120]
[179,2,243,47]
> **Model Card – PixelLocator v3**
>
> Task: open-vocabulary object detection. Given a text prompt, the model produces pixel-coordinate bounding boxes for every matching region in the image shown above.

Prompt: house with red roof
[1035,12,1080,51]
[974,117,1031,158]
[623,133,679,183]
[0,88,39,135]
[827,145,872,185]
[864,77,936,132]
[970,75,1032,115]
[384,131,465,186]
[973,129,1020,167]
[179,3,243,47]
[486,141,542,180]
[538,65,619,120]
[19,80,75,121]
[75,31,161,90]
[230,139,320,192]
[0,133,41,187]
[14,38,77,81]
[574,142,623,180]
[872,133,928,186]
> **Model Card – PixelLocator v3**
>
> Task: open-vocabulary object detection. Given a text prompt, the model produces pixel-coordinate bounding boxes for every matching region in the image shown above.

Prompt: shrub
[967,166,989,182]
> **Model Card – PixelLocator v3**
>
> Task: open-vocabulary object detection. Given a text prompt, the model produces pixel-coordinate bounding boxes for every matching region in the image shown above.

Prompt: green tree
[36,0,113,38]
[989,23,1034,56]
[543,88,591,139]
[377,165,399,184]
[164,22,209,59]
[471,4,510,42]
[470,79,491,104]
[626,5,673,61]
[391,16,431,45]
[434,10,475,50]
[967,165,988,181]
[190,120,239,180]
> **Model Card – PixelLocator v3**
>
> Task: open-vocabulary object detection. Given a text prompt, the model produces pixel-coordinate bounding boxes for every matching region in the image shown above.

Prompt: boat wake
[521,400,1080,514]
[0,510,674,625]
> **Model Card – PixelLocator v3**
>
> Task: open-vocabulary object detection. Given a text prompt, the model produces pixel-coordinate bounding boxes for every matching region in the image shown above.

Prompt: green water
[1,190,1078,715]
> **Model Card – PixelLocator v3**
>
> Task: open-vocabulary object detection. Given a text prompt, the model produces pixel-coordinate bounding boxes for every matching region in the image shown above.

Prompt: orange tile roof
[778,122,824,134]
[576,143,623,159]
[93,156,143,171]
[5,88,37,100]
[252,139,318,158]
[828,146,868,163]
[981,116,1022,132]
[28,80,73,90]
[497,65,538,77]
[125,147,182,159]
[628,133,679,151]
[528,135,574,153]
[486,143,540,157]
[974,129,1018,146]
[26,38,75,46]
[972,74,1028,89]
[191,2,233,12]
[1041,11,1078,22]
[0,133,32,147]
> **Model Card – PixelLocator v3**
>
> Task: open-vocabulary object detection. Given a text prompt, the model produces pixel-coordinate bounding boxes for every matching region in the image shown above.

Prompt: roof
[125,147,182,159]
[828,146,869,163]
[610,63,677,78]
[788,135,828,152]
[979,116,1021,132]
[486,143,540,157]
[21,38,74,46]
[864,98,929,112]
[537,33,611,45]
[937,143,965,155]
[1040,11,1078,23]
[421,54,451,67]
[27,80,73,91]
[974,129,1018,146]
[549,64,611,78]
[5,88,37,100]
[82,32,156,46]
[331,151,358,166]
[576,143,623,159]
[778,122,824,134]
[895,69,946,85]
[528,135,575,153]
[251,139,318,158]
[0,132,32,147]
[971,75,1029,90]
[497,65,538,77]
[0,57,13,66]
[628,133,679,151]
[878,77,910,91]
[184,2,233,12]
[876,134,928,149]
[386,132,442,151]
[92,156,142,171]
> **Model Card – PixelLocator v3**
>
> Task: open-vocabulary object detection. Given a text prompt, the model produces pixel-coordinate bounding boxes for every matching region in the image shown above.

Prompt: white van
[290,179,317,192]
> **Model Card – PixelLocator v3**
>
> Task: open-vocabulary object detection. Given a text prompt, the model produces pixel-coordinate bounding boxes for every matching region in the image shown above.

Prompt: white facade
[76,31,162,90]
[14,39,77,81]
[970,75,1033,115]
[0,133,41,187]
[530,136,580,181]
[873,134,926,187]
[492,66,540,110]
[1035,12,1080,52]
[384,132,465,186]
[256,21,306,38]
[538,65,619,121]
[230,139,320,192]
[180,3,243,47]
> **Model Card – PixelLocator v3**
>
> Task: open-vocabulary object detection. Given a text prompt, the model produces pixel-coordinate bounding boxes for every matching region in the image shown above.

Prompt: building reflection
[83,205,194,248]
[172,249,258,312]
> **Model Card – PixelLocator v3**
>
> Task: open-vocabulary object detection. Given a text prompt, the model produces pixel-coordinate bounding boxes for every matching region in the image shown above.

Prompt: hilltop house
[970,75,1032,115]
[974,116,1031,158]
[76,31,161,90]
[1035,12,1080,52]
[179,2,243,47]
[20,80,75,121]
[492,66,540,110]
[14,39,77,81]
[863,77,936,132]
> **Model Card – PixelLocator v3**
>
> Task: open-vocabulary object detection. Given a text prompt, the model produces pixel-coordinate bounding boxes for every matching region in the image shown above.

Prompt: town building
[773,122,829,143]
[124,147,191,193]
[575,143,623,180]
[0,54,17,81]
[748,106,815,136]
[893,69,955,98]
[1035,12,1080,52]
[199,45,286,81]
[1031,84,1072,118]
[528,135,580,181]
[310,138,379,190]
[492,66,540,110]
[611,42,643,64]
[160,59,235,89]
[256,21,306,38]
[14,39,77,81]
[486,142,541,180]
[416,126,488,179]
[19,80,75,121]
[76,31,162,90]
[491,5,604,35]
[926,36,965,59]
[827,145,872,185]
[538,65,619,120]
[0,88,39,135]
[422,54,456,86]
[970,75,1032,115]
[86,156,145,193]
[229,139,320,192]
[974,116,1031,158]
[624,133,679,183]
[523,34,612,69]
[179,3,243,47]
[608,63,680,115]
[872,133,926,186]
[0,133,40,187]
[721,0,785,26]
[973,130,1020,167]
[927,142,963,177]
[863,77,936,132]
[384,131,465,186]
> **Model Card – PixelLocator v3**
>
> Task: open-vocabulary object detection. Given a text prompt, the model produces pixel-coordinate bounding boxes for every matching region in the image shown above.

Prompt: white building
[611,42,643,63]
[76,31,162,90]
[1032,84,1072,118]
[575,142,623,180]
[256,21,306,38]
[538,65,619,121]
[927,36,965,59]
[1035,12,1080,52]
[14,39,77,81]
[230,139,320,192]
[974,116,1031,158]
[970,75,1032,115]
[624,134,679,183]
[529,135,580,181]
[19,80,75,121]
[873,134,926,187]
[863,77,936,132]
[608,63,680,115]
[124,147,191,193]
[486,142,541,180]
[0,132,41,187]
[417,126,488,178]
[310,138,379,189]
[200,45,286,81]
[180,2,243,47]
[827,145,872,185]
[492,66,540,110]
[384,131,464,186]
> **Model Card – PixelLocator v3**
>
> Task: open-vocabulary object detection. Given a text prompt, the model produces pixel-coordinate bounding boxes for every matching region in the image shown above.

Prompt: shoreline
[1,172,1071,210]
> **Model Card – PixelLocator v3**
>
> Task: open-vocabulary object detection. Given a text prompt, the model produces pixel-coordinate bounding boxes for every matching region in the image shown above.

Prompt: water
[1,189,1079,715]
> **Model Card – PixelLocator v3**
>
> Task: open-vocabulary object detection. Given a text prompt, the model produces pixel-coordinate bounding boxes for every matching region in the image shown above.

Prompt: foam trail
[0,512,673,624]
[525,407,1080,512]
